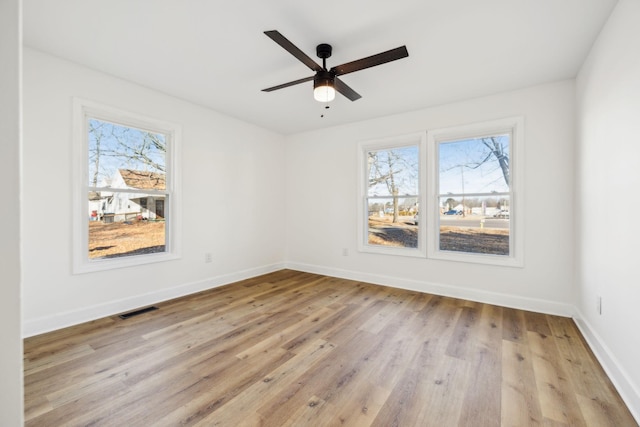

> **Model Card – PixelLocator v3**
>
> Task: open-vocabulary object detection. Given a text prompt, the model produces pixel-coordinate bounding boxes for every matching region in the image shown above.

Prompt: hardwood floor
[24,270,637,426]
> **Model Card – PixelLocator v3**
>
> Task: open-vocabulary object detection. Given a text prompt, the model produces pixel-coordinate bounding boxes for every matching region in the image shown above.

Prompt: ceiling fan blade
[262,75,315,92]
[331,46,409,76]
[264,30,323,72]
[334,77,362,101]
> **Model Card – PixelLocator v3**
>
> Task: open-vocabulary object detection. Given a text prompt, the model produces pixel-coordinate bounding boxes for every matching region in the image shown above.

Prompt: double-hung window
[358,133,427,257]
[358,118,523,267]
[73,99,181,273]
[427,117,523,266]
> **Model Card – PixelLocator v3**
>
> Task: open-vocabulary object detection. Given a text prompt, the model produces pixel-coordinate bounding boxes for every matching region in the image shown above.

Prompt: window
[427,117,523,266]
[358,133,427,257]
[73,99,181,273]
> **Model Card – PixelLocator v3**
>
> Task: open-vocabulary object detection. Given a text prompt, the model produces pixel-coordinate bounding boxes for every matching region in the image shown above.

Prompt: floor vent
[118,306,158,319]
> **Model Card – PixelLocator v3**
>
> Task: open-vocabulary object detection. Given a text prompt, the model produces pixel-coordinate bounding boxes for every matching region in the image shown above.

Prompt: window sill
[73,251,180,274]
[358,244,426,258]
[427,249,523,268]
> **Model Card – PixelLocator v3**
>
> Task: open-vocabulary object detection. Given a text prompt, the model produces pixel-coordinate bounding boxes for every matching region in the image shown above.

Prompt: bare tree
[103,126,166,172]
[88,120,166,187]
[444,197,457,211]
[441,136,509,192]
[470,137,509,186]
[476,136,510,187]
[88,120,104,187]
[368,148,418,223]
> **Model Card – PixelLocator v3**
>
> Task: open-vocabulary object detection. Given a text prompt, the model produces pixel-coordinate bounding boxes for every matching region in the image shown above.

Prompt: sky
[88,118,166,187]
[367,145,419,198]
[438,134,510,195]
[366,135,510,199]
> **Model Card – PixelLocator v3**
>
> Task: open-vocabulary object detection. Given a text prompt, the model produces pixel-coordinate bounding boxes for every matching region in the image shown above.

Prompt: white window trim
[357,132,427,258]
[72,98,182,274]
[426,116,524,267]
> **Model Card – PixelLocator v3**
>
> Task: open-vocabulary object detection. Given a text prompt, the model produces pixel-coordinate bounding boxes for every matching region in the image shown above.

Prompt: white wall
[285,80,576,315]
[16,3,640,420]
[575,0,640,418]
[22,48,287,335]
[0,0,24,424]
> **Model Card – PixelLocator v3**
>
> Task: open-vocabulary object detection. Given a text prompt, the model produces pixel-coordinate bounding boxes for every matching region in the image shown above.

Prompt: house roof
[119,169,165,191]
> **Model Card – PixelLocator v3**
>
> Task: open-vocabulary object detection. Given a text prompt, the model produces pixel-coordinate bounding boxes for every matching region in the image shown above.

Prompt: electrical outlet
[597,296,602,315]
[205,253,212,263]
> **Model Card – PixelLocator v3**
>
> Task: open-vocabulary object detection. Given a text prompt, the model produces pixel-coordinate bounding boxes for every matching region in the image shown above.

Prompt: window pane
[87,118,168,261]
[359,134,426,258]
[436,133,511,257]
[367,146,419,197]
[88,192,166,259]
[366,145,420,250]
[439,134,510,194]
[438,195,509,256]
[367,196,419,248]
[88,119,166,190]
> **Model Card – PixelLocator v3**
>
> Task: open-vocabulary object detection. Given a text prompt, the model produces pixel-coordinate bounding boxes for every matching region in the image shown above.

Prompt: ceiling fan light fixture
[262,31,408,103]
[313,71,335,102]
[314,83,335,103]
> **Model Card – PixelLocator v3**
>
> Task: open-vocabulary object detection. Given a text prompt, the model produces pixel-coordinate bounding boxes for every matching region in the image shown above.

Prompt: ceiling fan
[262,30,409,103]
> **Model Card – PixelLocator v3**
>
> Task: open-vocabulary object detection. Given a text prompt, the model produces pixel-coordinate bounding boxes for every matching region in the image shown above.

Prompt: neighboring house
[88,191,103,221]
[91,169,166,222]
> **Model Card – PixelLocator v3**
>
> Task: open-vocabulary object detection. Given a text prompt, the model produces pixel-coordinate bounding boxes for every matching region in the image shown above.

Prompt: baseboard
[285,262,575,317]
[22,262,285,338]
[23,261,638,423]
[573,312,640,424]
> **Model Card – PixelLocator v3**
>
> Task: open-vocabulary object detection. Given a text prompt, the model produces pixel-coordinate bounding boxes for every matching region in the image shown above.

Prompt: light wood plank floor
[24,270,637,426]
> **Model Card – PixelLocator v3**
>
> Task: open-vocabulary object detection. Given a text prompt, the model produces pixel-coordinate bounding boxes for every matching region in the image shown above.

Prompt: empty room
[2,0,640,425]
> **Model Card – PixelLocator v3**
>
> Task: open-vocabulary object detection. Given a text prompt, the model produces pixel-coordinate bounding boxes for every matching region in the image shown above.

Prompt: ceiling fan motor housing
[316,43,332,60]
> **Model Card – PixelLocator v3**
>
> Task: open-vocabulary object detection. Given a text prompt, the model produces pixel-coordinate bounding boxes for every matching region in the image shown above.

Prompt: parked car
[413,212,419,225]
[494,210,510,218]
[443,209,462,215]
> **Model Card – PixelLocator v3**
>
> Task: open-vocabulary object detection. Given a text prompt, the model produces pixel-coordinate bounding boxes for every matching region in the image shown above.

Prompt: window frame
[72,98,182,273]
[426,117,524,267]
[357,132,427,258]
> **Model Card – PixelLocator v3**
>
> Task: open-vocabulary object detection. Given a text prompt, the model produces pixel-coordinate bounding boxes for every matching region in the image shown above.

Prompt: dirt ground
[89,216,508,260]
[438,226,509,255]
[368,216,509,255]
[88,220,165,259]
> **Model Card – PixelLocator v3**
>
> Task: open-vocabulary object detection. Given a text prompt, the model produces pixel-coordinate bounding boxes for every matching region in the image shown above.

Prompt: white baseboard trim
[285,262,574,317]
[22,262,285,338]
[23,261,638,423]
[573,312,640,424]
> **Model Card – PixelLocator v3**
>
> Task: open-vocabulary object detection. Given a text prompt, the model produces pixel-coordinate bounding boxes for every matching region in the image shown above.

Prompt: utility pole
[460,165,465,217]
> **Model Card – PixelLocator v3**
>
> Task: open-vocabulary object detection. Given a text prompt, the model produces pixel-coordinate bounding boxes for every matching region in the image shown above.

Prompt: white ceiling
[23,0,617,135]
